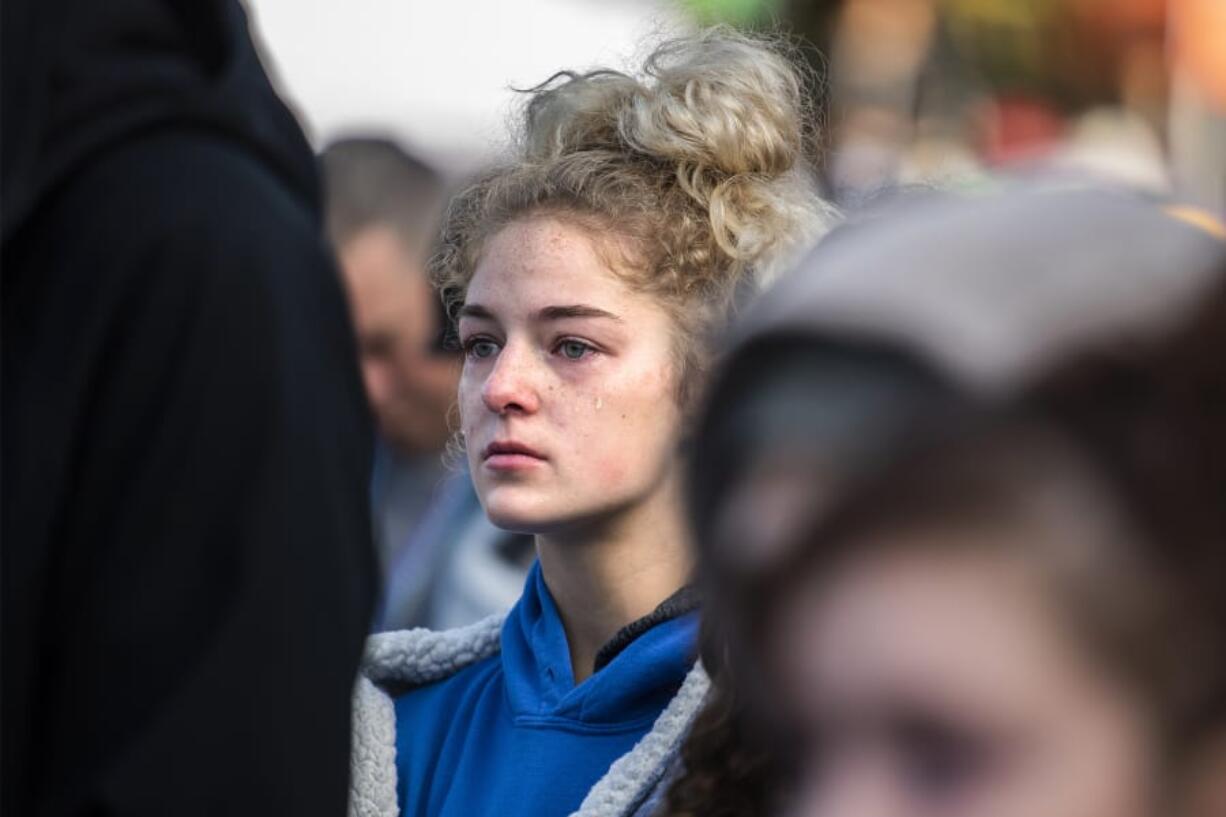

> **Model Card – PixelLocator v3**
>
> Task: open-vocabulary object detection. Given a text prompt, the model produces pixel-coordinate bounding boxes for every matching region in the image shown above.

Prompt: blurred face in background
[338,225,460,455]
[749,440,1202,817]
[457,215,682,534]
[770,527,1158,817]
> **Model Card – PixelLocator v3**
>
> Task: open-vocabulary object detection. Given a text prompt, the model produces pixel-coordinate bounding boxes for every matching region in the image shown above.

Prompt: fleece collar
[502,562,699,728]
[349,592,710,817]
[596,585,701,671]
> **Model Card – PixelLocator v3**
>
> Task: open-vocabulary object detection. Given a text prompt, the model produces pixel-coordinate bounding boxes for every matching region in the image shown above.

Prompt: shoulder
[13,130,341,366]
[86,129,313,220]
[361,613,504,689]
[575,663,711,817]
[42,129,326,284]
[349,615,504,817]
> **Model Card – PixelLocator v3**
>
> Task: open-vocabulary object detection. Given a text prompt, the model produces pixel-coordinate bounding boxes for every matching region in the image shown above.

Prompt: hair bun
[624,29,809,180]
[521,28,823,268]
[523,70,640,160]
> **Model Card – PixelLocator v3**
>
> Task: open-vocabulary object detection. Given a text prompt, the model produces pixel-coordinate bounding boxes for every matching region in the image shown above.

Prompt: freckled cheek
[457,374,486,434]
[575,399,670,487]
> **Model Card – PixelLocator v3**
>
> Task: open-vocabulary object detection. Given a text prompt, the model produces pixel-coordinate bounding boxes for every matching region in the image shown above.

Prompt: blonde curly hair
[431,27,836,409]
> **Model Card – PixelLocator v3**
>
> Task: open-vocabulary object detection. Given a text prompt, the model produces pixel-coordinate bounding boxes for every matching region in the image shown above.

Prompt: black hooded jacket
[2,2,377,814]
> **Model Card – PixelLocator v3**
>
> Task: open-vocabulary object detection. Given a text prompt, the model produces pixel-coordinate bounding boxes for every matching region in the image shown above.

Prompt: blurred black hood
[1,0,317,244]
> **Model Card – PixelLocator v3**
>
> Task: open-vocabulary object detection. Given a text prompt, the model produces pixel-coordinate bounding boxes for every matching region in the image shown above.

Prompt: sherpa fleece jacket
[349,563,710,817]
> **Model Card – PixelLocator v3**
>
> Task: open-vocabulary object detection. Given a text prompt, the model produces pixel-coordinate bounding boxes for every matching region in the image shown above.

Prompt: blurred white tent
[244,0,686,172]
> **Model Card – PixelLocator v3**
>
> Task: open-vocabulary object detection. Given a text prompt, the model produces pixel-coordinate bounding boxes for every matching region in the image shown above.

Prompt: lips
[482,440,547,462]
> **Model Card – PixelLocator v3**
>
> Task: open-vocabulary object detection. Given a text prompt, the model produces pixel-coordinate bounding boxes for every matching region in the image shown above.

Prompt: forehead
[776,532,1097,718]
[340,226,433,319]
[341,225,423,286]
[466,216,642,313]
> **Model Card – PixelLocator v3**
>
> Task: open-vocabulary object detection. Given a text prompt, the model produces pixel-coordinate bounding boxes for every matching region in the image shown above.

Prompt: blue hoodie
[392,562,699,817]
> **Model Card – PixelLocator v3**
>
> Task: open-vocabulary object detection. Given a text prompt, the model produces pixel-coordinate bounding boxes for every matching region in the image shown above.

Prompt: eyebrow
[458,303,623,323]
[537,304,623,322]
[458,303,495,320]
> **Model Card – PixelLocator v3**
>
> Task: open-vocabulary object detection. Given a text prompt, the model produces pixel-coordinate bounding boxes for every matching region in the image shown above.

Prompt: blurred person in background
[321,138,531,631]
[347,28,835,817]
[771,0,1226,208]
[664,186,1225,817]
[322,138,454,466]
[2,1,376,815]
[759,339,1226,817]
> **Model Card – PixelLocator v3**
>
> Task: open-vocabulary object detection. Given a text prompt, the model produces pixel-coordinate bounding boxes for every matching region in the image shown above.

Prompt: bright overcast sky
[244,0,688,170]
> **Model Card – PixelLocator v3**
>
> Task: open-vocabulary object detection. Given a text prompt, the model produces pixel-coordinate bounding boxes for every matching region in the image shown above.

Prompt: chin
[480,482,626,536]
[481,483,642,539]
[478,485,559,534]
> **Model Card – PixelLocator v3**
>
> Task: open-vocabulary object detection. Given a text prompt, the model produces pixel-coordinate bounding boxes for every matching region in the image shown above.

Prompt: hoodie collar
[501,562,698,728]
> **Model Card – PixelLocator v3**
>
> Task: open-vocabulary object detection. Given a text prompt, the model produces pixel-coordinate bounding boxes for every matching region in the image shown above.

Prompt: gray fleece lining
[348,614,710,817]
[572,663,709,817]
[349,615,504,817]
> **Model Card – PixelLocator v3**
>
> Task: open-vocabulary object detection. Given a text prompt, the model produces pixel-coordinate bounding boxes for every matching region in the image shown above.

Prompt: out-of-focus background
[248,0,1226,209]
[245,0,689,172]
[249,0,1225,634]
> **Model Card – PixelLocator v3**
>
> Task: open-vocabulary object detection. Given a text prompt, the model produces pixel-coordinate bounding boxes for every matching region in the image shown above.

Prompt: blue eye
[464,338,499,360]
[558,340,593,360]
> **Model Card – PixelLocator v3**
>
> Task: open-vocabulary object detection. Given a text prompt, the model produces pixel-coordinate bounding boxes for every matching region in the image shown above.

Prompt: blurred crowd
[3,1,1224,817]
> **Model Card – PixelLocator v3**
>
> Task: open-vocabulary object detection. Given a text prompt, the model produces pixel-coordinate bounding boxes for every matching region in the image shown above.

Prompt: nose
[480,341,541,416]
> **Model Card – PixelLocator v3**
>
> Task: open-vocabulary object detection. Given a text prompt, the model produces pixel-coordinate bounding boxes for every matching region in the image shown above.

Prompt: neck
[536,471,692,684]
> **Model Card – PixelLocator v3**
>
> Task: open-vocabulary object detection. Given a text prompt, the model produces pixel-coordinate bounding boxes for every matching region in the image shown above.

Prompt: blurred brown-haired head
[742,266,1226,816]
[668,187,1226,817]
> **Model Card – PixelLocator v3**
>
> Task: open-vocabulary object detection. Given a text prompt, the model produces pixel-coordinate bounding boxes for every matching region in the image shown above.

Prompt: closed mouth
[482,440,546,461]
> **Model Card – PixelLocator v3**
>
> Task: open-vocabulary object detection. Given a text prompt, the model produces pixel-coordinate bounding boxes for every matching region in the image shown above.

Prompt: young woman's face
[457,216,683,534]
[769,525,1158,817]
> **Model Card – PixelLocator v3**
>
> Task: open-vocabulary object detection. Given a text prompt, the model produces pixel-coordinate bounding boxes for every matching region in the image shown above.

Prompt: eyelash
[461,336,500,360]
[459,336,599,362]
[554,338,597,361]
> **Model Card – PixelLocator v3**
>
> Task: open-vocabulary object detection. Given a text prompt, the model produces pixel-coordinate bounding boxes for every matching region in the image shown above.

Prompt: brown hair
[321,137,444,253]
